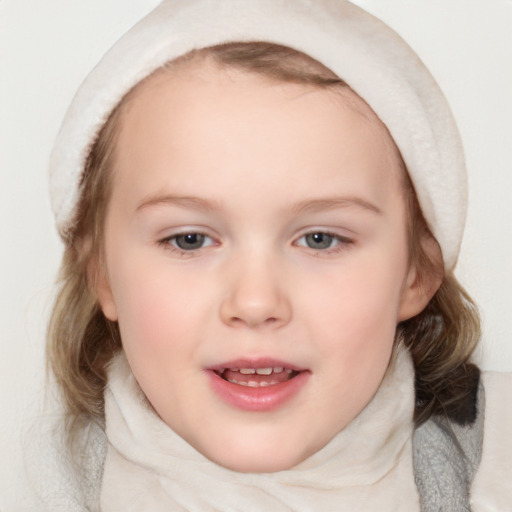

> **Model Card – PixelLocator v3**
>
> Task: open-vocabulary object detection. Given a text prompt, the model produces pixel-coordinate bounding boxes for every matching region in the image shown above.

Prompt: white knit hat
[49,0,467,270]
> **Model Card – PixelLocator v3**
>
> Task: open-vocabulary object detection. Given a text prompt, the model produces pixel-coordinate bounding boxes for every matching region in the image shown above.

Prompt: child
[41,0,510,510]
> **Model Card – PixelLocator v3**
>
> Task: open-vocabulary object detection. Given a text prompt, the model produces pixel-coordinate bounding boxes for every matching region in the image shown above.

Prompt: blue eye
[165,233,214,251]
[304,232,335,249]
[297,232,350,251]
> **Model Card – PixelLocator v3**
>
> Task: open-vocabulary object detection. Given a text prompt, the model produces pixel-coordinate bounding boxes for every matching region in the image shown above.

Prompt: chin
[203,437,313,474]
[214,454,300,474]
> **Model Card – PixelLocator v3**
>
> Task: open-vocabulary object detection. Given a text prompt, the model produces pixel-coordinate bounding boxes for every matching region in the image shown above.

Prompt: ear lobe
[398,268,432,322]
[398,237,443,322]
[88,255,118,322]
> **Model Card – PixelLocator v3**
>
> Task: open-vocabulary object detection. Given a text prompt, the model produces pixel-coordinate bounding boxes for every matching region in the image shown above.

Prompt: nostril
[219,285,292,328]
[228,315,279,328]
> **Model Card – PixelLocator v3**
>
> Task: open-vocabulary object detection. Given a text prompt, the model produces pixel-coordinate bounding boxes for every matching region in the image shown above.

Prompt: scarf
[100,346,420,511]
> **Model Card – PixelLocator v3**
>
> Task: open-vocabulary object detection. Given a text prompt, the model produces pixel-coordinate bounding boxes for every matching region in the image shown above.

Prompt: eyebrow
[136,194,220,213]
[291,197,382,215]
[136,193,382,216]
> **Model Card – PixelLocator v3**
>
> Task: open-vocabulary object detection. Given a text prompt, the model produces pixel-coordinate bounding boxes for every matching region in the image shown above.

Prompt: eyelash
[158,232,216,256]
[157,230,354,256]
[295,231,354,254]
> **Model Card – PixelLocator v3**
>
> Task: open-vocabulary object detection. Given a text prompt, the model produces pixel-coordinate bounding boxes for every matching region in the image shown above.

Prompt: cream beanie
[49,0,467,270]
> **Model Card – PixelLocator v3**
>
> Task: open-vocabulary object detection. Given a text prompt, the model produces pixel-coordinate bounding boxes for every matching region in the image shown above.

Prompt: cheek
[107,251,215,357]
[304,252,406,340]
[113,277,179,346]
[317,276,397,370]
[297,246,407,391]
[119,286,170,347]
[109,265,208,404]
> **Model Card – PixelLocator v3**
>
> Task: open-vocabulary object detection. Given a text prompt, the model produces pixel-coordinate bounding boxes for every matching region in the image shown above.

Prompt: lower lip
[207,370,310,412]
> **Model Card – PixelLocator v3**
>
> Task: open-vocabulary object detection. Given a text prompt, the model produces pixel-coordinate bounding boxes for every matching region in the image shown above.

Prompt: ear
[398,236,443,322]
[87,253,118,322]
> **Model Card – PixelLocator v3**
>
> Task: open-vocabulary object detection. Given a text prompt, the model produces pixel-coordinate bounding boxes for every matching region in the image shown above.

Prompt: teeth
[227,377,281,387]
[256,368,273,375]
[231,367,290,375]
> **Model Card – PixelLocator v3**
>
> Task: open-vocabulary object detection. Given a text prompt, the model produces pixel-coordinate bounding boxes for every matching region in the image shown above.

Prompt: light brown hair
[47,42,480,443]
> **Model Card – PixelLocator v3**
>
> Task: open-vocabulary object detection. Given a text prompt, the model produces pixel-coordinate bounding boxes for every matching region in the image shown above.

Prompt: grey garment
[413,383,484,512]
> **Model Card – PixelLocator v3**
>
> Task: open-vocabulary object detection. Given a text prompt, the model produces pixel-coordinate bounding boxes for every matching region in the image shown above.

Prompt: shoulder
[470,370,512,512]
[413,374,484,511]
[413,370,512,512]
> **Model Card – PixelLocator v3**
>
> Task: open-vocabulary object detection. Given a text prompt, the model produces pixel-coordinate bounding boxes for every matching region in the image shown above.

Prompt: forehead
[112,57,405,208]
[125,53,390,129]
[122,56,401,151]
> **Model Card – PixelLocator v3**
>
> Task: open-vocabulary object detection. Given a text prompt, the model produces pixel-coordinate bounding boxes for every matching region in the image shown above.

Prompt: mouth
[207,360,309,412]
[214,366,299,387]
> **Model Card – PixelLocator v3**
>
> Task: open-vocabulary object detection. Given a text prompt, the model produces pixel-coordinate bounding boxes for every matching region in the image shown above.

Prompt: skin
[95,59,438,473]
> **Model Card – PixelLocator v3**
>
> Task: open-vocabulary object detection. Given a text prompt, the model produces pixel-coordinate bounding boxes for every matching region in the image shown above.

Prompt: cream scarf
[100,347,420,511]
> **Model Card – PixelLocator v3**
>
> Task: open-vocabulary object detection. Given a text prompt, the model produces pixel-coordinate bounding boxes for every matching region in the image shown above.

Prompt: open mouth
[214,367,299,387]
[208,362,309,411]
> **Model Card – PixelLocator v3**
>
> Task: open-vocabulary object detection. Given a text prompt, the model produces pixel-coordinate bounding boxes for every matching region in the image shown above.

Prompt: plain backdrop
[1,0,511,508]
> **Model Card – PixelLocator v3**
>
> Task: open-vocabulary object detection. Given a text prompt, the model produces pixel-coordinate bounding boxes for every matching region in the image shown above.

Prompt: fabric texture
[24,414,106,512]
[49,0,467,269]
[413,382,484,512]
[470,371,512,511]
[100,346,421,511]
[26,364,512,511]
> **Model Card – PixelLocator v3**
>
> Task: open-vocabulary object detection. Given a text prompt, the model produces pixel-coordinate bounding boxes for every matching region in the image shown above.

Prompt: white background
[1,0,511,508]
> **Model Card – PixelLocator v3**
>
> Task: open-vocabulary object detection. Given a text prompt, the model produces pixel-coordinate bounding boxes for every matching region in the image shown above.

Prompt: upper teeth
[235,367,289,375]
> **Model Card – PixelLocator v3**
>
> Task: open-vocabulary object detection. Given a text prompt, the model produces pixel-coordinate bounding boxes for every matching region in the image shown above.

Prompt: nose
[219,257,292,329]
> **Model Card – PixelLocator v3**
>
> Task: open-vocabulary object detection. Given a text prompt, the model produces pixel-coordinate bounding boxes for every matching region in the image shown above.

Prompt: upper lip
[207,358,307,372]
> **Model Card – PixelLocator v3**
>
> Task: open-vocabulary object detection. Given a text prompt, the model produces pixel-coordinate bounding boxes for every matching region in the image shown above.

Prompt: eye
[296,231,351,251]
[163,232,215,251]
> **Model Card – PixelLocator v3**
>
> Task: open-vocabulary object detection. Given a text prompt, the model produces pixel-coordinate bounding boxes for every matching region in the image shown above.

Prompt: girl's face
[96,60,430,472]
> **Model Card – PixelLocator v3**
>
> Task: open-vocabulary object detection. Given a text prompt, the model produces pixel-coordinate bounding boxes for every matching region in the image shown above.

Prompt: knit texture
[413,383,484,511]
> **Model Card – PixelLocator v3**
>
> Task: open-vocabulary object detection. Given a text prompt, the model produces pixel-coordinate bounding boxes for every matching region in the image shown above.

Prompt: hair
[48,42,480,445]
